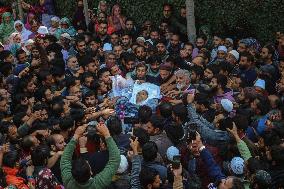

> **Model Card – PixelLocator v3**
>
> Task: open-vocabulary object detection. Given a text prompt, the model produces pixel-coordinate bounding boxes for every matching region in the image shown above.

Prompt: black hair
[38,69,52,83]
[0,50,12,61]
[255,95,271,116]
[214,74,228,90]
[219,117,233,131]
[191,65,204,78]
[172,103,187,123]
[240,52,254,62]
[15,49,26,60]
[146,55,162,65]
[231,177,245,189]
[2,150,19,168]
[149,115,165,131]
[124,53,136,63]
[72,158,91,184]
[0,62,12,77]
[158,102,172,118]
[247,157,263,174]
[233,114,249,131]
[13,112,26,127]
[31,145,50,166]
[219,61,233,74]
[21,135,36,151]
[165,122,184,145]
[70,108,85,124]
[140,167,159,188]
[194,93,210,107]
[107,116,122,136]
[206,64,220,75]
[138,105,152,124]
[142,141,158,162]
[133,127,150,147]
[59,116,74,131]
[97,67,110,79]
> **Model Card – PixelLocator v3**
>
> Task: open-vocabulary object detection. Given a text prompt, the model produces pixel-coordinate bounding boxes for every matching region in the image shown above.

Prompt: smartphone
[172,155,181,169]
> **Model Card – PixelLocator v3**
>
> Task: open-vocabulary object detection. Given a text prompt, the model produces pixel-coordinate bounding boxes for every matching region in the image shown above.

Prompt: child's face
[14,36,21,44]
[136,90,148,104]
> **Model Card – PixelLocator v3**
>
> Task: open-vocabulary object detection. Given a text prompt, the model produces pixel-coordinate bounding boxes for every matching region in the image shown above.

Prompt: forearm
[17,123,30,137]
[237,140,252,161]
[47,153,61,168]
[60,138,76,184]
[130,155,142,189]
[173,175,183,189]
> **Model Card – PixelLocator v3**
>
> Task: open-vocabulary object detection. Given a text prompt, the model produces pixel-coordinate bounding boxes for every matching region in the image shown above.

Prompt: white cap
[136,37,146,43]
[61,33,71,40]
[229,50,239,61]
[117,155,128,174]
[166,146,180,162]
[218,46,228,53]
[37,26,49,35]
[25,39,34,46]
[221,98,233,112]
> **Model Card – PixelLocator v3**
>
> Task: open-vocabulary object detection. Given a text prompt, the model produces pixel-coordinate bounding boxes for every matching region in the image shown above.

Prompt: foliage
[3,0,284,43]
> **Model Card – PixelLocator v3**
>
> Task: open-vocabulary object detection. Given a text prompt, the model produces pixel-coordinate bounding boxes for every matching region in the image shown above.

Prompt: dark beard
[210,86,218,94]
[239,64,248,70]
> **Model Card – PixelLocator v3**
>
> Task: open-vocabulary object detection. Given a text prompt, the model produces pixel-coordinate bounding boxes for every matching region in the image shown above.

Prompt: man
[69,37,87,66]
[124,18,138,39]
[192,35,206,59]
[156,63,173,86]
[121,33,132,52]
[146,55,162,78]
[259,44,279,82]
[226,50,239,66]
[98,67,112,90]
[96,21,110,44]
[177,42,194,70]
[60,123,121,189]
[167,33,182,56]
[156,39,169,62]
[113,44,124,60]
[211,34,224,60]
[145,114,173,159]
[210,46,227,65]
[239,52,257,86]
[210,74,234,104]
[65,56,80,78]
[193,132,245,189]
[104,52,116,69]
[110,32,119,46]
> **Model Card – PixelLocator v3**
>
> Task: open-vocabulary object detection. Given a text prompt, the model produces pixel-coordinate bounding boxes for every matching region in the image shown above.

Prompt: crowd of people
[0,0,284,188]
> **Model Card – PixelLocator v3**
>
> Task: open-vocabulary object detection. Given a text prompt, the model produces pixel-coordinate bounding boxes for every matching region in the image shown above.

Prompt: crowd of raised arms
[0,0,284,189]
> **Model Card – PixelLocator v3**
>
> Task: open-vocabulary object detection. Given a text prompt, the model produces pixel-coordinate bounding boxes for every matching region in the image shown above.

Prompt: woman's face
[15,23,23,32]
[28,15,35,23]
[61,22,69,29]
[113,6,121,16]
[4,16,11,23]
[100,2,107,12]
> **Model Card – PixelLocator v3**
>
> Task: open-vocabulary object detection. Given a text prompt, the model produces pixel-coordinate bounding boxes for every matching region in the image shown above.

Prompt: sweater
[60,137,120,189]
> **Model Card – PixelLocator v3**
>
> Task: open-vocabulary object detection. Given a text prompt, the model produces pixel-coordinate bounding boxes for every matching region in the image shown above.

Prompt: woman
[25,13,37,30]
[108,4,126,32]
[97,0,108,14]
[7,32,23,56]
[14,20,32,43]
[55,17,77,39]
[0,12,15,44]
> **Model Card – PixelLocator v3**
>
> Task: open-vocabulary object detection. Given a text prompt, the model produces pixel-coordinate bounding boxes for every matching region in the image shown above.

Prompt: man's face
[176,74,188,88]
[18,52,28,63]
[67,57,79,71]
[44,88,53,102]
[170,35,179,47]
[218,177,234,189]
[101,71,111,84]
[126,61,135,72]
[113,45,123,59]
[192,57,203,67]
[27,81,36,93]
[226,53,237,65]
[69,85,82,99]
[191,71,197,83]
[84,76,94,88]
[40,109,48,121]
[156,43,166,54]
[84,95,96,107]
[89,41,100,52]
[150,62,160,73]
[217,50,227,60]
[260,47,270,60]
[213,36,222,47]
[106,54,116,67]
[110,65,121,76]
[86,62,97,73]
[76,41,86,53]
[110,34,119,45]
[146,122,158,135]
[0,99,8,112]
[125,20,134,30]
[8,125,18,140]
[239,56,249,70]
[180,7,186,18]
[184,44,193,57]
[54,134,66,151]
[159,69,170,80]
[4,54,14,63]
[150,31,159,40]
[135,47,145,60]
[196,38,205,49]
[237,43,247,53]
[98,23,107,35]
[122,35,131,47]
[136,66,147,79]
[163,5,172,18]
[152,175,161,189]
[136,90,148,104]
[44,74,55,87]
[209,78,218,90]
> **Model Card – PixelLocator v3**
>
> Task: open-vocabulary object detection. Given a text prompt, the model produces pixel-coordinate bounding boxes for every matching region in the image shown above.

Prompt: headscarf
[14,20,32,42]
[55,17,77,39]
[0,12,15,44]
[25,13,35,30]
[239,38,261,54]
[110,4,124,32]
[98,1,107,14]
[8,32,22,56]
